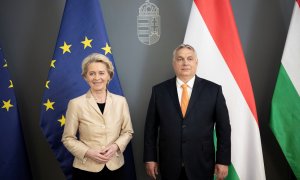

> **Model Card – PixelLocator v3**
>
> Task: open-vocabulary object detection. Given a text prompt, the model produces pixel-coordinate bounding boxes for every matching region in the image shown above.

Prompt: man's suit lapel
[168,77,184,118]
[185,76,205,118]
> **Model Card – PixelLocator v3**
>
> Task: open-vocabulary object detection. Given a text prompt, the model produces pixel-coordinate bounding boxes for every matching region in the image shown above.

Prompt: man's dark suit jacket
[144,76,231,180]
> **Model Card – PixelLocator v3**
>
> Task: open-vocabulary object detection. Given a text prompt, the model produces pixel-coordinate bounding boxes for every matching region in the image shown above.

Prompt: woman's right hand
[85,148,110,164]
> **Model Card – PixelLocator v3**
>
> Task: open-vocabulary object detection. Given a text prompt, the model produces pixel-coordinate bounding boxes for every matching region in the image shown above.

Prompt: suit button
[182,125,186,128]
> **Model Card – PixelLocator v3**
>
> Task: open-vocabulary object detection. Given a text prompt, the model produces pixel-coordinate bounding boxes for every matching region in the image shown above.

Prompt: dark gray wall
[0,0,296,179]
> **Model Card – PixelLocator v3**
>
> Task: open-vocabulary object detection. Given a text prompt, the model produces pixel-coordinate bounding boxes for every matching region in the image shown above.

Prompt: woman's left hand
[101,143,119,160]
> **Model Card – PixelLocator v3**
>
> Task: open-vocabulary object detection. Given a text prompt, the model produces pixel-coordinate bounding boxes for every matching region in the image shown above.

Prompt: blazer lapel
[103,91,112,116]
[185,76,205,118]
[168,77,184,118]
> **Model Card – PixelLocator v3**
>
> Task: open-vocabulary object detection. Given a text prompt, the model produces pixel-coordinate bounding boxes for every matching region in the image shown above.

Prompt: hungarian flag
[270,1,300,179]
[184,0,266,179]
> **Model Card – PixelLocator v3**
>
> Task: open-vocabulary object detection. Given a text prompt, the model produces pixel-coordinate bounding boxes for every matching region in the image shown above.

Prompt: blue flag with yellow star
[0,47,32,179]
[40,0,136,179]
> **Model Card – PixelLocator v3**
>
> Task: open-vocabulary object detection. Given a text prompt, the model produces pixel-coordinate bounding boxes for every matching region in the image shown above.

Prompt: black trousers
[179,167,188,180]
[73,165,124,180]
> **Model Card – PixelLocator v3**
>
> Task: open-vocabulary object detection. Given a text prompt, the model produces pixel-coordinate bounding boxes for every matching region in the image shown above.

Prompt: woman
[62,53,134,179]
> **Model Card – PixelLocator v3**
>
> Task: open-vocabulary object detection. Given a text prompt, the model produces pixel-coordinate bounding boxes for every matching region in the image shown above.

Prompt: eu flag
[0,47,32,179]
[40,0,136,179]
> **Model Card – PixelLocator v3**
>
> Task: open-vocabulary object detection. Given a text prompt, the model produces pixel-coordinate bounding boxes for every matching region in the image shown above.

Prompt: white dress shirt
[176,76,195,105]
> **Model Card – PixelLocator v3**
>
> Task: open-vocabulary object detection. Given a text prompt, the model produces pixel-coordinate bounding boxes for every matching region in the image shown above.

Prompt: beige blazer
[62,90,133,172]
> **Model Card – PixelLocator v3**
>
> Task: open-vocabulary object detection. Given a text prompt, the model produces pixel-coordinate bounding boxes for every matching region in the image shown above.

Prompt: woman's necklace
[91,90,106,103]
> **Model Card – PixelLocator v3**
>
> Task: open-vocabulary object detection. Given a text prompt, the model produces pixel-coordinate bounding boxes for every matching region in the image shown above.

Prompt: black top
[97,103,105,113]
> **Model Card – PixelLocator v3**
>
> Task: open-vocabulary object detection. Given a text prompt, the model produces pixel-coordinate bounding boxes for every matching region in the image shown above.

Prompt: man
[143,44,231,180]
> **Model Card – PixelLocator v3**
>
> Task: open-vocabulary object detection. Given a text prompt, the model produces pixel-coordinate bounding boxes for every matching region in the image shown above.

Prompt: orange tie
[181,84,189,117]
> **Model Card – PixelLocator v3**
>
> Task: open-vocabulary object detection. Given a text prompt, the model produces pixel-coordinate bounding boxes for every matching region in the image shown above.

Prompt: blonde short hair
[81,53,114,79]
[172,44,197,59]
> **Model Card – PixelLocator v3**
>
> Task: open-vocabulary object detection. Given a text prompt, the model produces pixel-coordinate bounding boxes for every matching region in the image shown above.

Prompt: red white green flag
[184,0,266,179]
[270,1,300,179]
